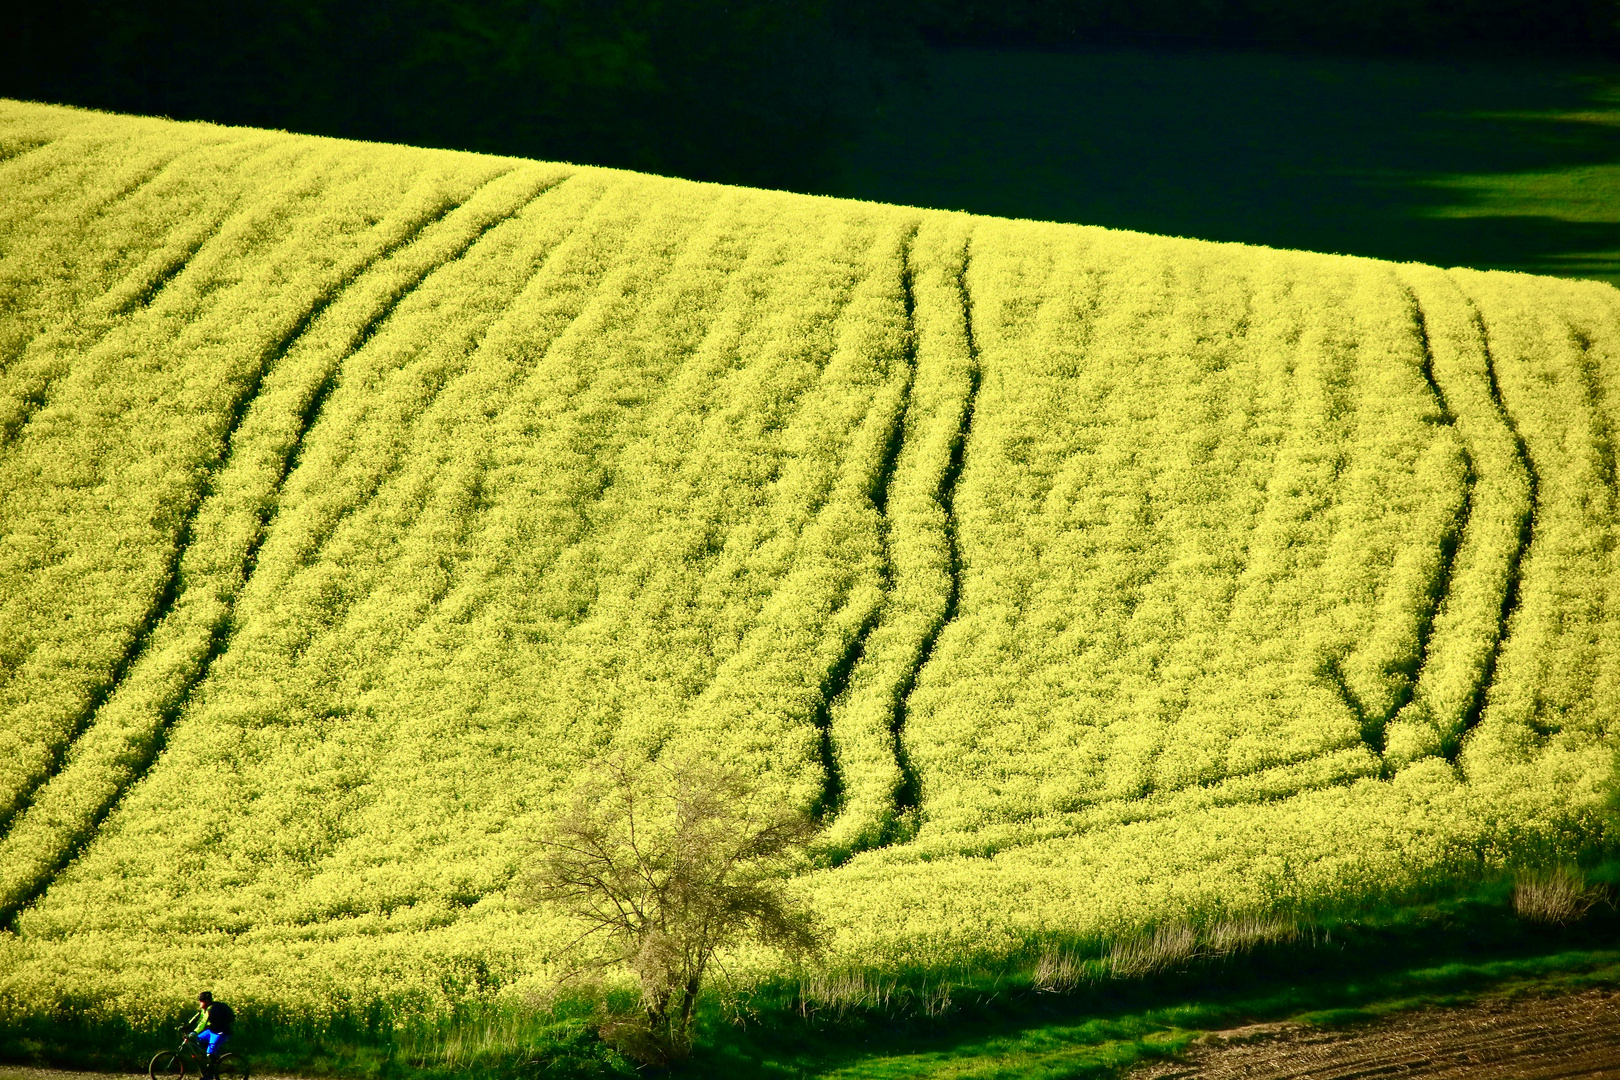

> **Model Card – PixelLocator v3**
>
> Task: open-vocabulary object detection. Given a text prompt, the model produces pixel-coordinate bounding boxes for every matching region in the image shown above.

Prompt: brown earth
[1133,987,1620,1079]
[0,1070,303,1080]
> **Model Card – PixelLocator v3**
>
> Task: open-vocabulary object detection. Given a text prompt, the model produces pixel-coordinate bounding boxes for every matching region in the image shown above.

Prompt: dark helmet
[198,992,213,1004]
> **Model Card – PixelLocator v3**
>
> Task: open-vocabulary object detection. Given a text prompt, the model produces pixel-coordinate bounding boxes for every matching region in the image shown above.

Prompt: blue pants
[197,1030,228,1057]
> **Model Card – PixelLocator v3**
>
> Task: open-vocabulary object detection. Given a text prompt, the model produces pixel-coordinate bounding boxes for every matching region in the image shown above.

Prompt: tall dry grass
[1512,867,1607,924]
[1031,913,1301,989]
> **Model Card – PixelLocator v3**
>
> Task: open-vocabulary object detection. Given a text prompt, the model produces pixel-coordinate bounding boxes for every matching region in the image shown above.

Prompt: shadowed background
[9,0,1620,283]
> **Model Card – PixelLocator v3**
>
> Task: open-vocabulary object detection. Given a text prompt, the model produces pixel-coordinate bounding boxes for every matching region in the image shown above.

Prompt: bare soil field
[0,1071,303,1080]
[1135,987,1620,1079]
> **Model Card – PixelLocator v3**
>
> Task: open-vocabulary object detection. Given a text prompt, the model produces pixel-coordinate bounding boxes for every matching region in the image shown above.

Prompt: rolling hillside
[0,99,1617,1027]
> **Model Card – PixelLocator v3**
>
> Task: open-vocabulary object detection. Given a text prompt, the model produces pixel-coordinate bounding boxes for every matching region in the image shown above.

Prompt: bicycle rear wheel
[217,1053,249,1080]
[149,1051,185,1080]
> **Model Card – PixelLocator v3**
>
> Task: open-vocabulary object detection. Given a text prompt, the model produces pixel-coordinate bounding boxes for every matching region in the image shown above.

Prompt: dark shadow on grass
[831,45,1620,285]
[6,874,1620,1080]
[684,881,1620,1078]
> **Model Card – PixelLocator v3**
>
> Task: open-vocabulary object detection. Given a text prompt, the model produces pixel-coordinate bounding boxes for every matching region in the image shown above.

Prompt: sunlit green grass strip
[809,1024,1190,1080]
[8,872,1620,1080]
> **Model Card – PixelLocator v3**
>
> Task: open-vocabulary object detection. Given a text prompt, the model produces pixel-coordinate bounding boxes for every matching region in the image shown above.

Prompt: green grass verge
[4,866,1619,1079]
[696,873,1620,1079]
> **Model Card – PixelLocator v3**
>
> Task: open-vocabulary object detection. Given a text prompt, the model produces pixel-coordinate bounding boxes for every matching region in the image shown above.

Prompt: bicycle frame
[149,1028,248,1080]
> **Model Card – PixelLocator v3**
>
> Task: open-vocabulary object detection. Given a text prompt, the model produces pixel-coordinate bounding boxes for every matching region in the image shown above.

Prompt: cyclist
[188,992,235,1080]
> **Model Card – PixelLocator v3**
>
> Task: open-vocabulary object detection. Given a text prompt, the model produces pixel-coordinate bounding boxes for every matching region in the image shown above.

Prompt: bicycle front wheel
[149,1050,186,1080]
[217,1053,249,1080]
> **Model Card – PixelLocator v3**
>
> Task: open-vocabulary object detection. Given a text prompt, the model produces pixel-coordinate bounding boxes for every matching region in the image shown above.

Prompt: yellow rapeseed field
[0,99,1615,1026]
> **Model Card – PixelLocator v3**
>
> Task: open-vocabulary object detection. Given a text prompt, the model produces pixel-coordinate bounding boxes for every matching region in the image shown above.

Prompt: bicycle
[149,1028,249,1080]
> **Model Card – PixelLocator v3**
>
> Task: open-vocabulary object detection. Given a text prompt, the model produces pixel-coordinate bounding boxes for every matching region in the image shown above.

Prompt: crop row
[0,136,563,924]
[896,223,1472,838]
[1454,269,1620,779]
[0,121,513,837]
[0,101,1615,1026]
[8,151,937,949]
[1,117,279,828]
[801,250,1620,965]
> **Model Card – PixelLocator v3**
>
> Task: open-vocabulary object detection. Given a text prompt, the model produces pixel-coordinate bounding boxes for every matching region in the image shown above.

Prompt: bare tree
[521,755,821,1062]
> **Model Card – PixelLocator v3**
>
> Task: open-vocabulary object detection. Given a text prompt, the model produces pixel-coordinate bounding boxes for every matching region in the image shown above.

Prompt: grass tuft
[1513,866,1608,925]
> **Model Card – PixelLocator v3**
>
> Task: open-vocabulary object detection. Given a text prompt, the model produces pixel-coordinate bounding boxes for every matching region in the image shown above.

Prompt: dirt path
[0,1070,305,1080]
[1134,987,1620,1079]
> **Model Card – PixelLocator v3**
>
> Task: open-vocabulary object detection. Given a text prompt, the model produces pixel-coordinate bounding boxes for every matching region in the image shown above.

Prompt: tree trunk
[676,970,704,1038]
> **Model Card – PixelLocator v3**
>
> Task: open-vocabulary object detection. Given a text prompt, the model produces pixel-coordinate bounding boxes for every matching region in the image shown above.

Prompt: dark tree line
[9,0,1616,194]
[910,0,1619,52]
[9,0,901,191]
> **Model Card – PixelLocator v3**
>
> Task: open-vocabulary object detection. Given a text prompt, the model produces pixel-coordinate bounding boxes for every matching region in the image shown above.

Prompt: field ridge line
[1,205,227,445]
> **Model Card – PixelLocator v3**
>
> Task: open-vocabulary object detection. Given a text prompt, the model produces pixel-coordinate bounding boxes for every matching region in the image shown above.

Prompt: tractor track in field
[0,137,51,168]
[251,169,566,577]
[811,224,920,824]
[1134,986,1620,1079]
[0,170,560,925]
[1393,290,1472,759]
[1457,302,1540,750]
[887,236,982,826]
[0,137,281,444]
[0,204,234,452]
[0,165,224,446]
[1322,286,1537,770]
[0,191,480,830]
[816,230,980,850]
[1324,288,1474,766]
[115,215,230,315]
[1569,324,1618,509]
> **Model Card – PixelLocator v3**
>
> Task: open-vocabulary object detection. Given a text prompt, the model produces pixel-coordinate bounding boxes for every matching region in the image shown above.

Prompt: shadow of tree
[832,46,1620,285]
